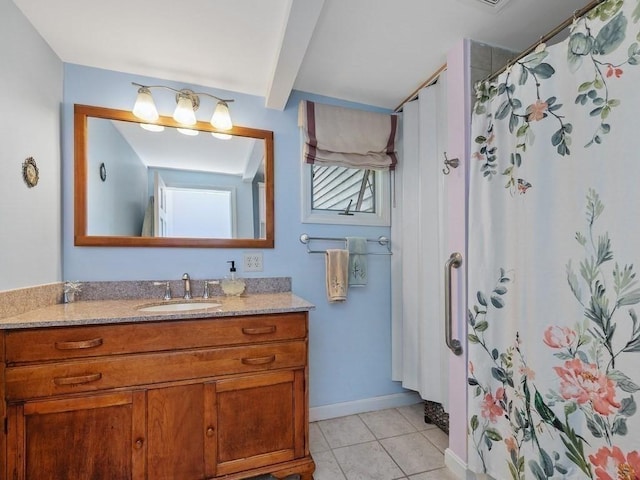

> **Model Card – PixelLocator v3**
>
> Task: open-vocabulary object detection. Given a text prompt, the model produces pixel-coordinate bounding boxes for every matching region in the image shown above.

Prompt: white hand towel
[325,249,348,302]
[346,237,368,287]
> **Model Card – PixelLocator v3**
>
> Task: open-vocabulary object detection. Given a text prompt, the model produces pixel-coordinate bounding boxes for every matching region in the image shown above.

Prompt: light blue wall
[0,0,63,291]
[62,64,406,407]
[87,118,147,236]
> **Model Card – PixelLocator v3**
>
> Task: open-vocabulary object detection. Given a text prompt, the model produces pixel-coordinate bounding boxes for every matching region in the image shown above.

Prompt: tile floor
[310,403,458,480]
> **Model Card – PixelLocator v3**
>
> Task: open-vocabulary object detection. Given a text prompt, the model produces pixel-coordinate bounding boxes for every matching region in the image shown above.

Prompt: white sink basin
[137,301,222,313]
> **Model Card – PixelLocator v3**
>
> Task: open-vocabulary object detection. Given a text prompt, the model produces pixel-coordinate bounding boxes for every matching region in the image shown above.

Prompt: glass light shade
[173,95,197,125]
[140,123,165,132]
[210,102,233,131]
[132,89,159,122]
[177,127,199,136]
[211,132,232,140]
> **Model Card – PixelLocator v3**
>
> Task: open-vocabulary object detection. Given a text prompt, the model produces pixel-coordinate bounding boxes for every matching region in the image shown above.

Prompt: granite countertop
[0,293,315,330]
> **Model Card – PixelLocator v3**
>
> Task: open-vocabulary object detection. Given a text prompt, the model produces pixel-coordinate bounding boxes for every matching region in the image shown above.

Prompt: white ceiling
[13,0,589,110]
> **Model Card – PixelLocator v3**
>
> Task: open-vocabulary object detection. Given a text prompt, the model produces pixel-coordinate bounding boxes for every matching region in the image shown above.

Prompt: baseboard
[309,391,421,422]
[445,449,491,480]
[445,448,467,479]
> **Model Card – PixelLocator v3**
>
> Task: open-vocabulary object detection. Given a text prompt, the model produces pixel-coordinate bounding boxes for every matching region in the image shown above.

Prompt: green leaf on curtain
[633,1,640,22]
[492,367,514,387]
[588,0,623,21]
[468,334,480,344]
[567,33,594,72]
[596,233,613,266]
[612,417,628,435]
[509,113,519,133]
[477,291,488,306]
[594,12,628,55]
[618,396,637,416]
[618,289,640,306]
[586,189,604,224]
[491,296,505,308]
[534,390,565,433]
[532,63,555,79]
[580,257,598,285]
[485,428,503,441]
[539,448,554,476]
[475,321,489,332]
[522,51,549,67]
[586,416,603,437]
[578,81,593,92]
[528,460,547,480]
[496,100,512,120]
[494,285,508,295]
[519,67,529,85]
[470,414,479,431]
[566,261,583,303]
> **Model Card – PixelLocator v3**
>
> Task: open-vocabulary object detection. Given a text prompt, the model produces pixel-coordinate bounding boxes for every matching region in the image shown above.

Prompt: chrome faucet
[182,273,192,300]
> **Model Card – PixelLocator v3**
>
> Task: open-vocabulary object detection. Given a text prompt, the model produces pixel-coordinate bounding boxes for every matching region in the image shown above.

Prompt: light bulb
[211,132,232,140]
[210,102,233,131]
[132,88,159,122]
[173,95,197,125]
[177,127,199,136]
[140,123,164,132]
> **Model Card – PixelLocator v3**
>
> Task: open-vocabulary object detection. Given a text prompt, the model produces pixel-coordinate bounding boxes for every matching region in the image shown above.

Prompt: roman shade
[298,100,398,170]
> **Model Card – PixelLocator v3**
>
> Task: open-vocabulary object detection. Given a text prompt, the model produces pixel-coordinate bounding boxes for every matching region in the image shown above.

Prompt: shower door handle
[445,252,463,356]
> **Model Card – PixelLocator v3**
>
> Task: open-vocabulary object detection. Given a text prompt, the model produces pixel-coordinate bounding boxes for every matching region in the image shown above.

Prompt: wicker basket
[424,400,449,435]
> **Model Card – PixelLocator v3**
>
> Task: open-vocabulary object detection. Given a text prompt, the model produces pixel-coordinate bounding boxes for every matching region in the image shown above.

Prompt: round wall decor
[99,162,107,182]
[22,157,39,188]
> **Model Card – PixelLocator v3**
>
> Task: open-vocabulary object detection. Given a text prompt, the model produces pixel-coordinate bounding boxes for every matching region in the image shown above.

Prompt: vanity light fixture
[131,82,234,134]
[140,123,165,132]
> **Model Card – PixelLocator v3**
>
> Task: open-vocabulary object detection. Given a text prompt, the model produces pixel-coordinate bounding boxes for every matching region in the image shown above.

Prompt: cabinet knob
[135,438,144,449]
[206,426,215,437]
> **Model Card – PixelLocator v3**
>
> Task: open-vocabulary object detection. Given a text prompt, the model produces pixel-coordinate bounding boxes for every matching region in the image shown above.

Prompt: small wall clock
[99,162,107,182]
[22,157,39,188]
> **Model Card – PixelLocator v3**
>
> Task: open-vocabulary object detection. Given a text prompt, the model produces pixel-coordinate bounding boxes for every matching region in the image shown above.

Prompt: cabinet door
[147,383,206,480]
[206,369,306,477]
[7,391,145,480]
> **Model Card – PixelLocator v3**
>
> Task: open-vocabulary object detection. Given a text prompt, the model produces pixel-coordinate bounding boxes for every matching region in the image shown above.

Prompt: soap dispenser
[221,261,246,296]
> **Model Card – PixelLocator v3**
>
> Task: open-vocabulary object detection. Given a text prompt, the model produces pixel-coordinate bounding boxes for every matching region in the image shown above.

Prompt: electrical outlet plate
[243,252,263,272]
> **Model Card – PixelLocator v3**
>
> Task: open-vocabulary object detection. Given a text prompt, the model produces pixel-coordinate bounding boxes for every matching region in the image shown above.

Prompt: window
[301,161,390,226]
[298,100,395,226]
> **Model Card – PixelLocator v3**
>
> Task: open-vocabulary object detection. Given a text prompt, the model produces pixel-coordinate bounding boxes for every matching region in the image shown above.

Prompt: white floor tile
[312,450,347,480]
[359,408,417,439]
[310,406,450,480]
[309,422,330,453]
[380,432,445,475]
[317,414,375,448]
[396,403,436,432]
[333,441,405,480]
[421,427,449,453]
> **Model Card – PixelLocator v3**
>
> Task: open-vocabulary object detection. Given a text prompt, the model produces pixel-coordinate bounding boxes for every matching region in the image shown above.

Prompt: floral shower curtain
[468,1,640,479]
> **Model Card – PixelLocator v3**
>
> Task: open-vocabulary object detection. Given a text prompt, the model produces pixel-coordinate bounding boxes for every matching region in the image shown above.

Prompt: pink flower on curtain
[481,387,505,423]
[519,365,536,381]
[554,358,620,415]
[543,326,577,349]
[504,436,518,454]
[527,100,548,121]
[606,65,623,78]
[588,446,640,480]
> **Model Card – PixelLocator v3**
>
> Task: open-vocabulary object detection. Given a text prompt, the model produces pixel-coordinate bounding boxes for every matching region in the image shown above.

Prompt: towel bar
[299,233,391,255]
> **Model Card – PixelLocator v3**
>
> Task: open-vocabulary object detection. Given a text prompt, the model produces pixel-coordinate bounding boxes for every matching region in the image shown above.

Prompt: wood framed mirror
[74,104,274,248]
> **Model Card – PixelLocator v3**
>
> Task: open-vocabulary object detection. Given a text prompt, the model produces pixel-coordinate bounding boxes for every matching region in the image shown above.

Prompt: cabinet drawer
[6,341,306,401]
[5,312,307,364]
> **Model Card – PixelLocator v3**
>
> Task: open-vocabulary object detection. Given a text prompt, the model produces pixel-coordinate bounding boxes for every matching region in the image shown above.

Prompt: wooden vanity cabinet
[0,312,315,480]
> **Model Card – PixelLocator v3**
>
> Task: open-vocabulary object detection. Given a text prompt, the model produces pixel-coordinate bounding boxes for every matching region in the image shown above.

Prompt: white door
[153,172,168,237]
